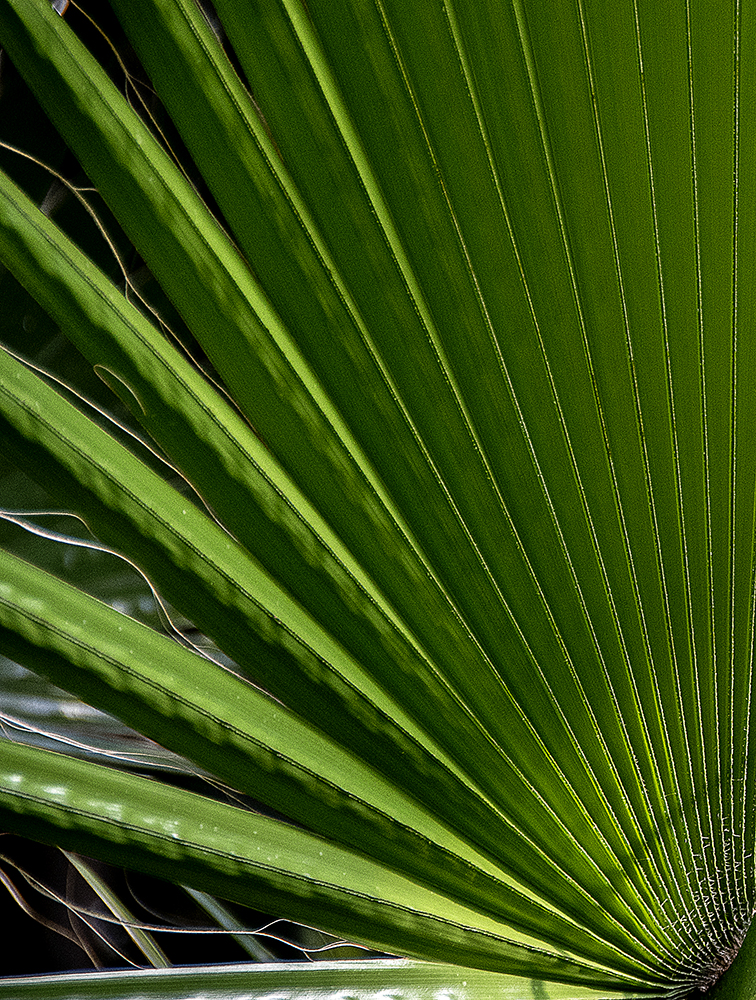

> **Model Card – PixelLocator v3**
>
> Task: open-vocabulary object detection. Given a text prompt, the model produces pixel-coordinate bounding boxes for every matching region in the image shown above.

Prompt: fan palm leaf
[0,0,752,996]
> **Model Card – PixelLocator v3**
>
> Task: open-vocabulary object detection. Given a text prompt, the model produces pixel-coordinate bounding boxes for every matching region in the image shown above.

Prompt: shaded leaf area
[0,835,371,975]
[0,1,753,998]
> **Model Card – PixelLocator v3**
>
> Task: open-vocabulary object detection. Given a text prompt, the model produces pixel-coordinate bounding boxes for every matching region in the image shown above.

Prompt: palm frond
[0,1,753,996]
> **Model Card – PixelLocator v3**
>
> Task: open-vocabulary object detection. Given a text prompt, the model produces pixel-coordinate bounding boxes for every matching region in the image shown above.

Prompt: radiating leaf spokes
[0,0,754,996]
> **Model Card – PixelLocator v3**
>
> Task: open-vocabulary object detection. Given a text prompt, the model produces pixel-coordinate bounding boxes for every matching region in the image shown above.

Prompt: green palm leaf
[0,0,752,996]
